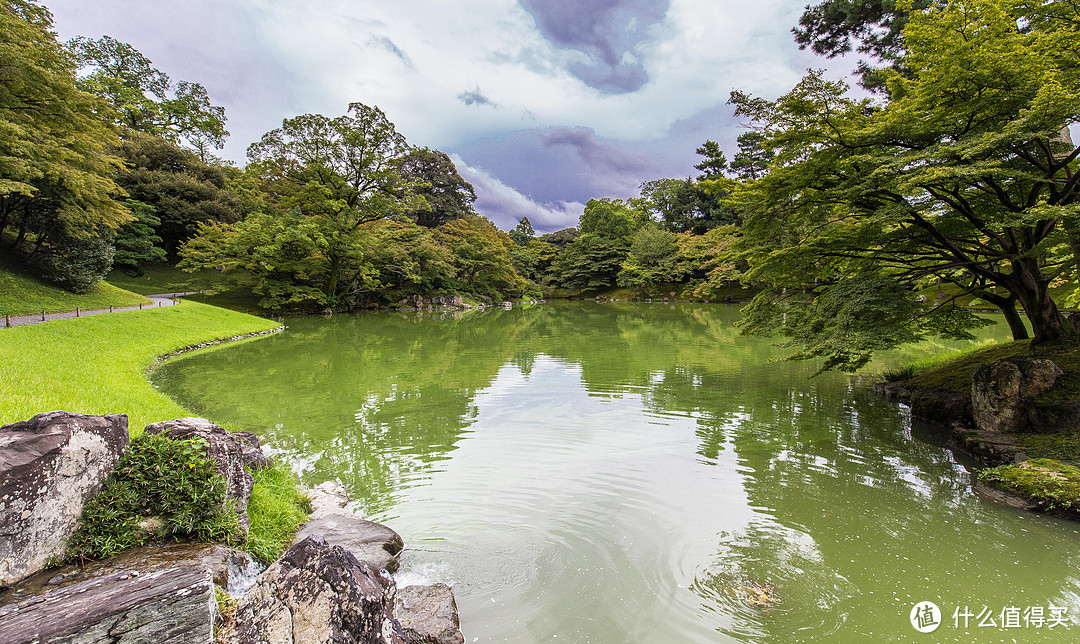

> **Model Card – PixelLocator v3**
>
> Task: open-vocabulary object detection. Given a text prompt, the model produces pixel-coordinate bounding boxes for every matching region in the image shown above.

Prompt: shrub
[67,433,238,559]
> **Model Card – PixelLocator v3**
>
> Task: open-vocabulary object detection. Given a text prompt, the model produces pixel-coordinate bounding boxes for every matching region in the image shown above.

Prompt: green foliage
[509,216,535,245]
[115,131,241,254]
[617,225,682,293]
[112,200,166,271]
[0,0,129,276]
[539,227,580,251]
[36,231,116,294]
[578,198,646,240]
[694,140,728,179]
[731,0,1080,370]
[397,147,476,228]
[674,225,741,300]
[244,464,311,563]
[435,214,532,299]
[67,434,239,560]
[640,177,736,234]
[68,35,229,157]
[978,459,1080,511]
[548,233,630,290]
[729,132,772,181]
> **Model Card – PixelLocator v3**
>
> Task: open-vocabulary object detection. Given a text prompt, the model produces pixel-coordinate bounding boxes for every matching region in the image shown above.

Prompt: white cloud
[451,155,583,232]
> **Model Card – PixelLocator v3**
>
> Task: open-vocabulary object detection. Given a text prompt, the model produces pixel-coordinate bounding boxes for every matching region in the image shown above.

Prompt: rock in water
[143,417,271,536]
[971,357,1063,433]
[0,565,216,644]
[296,481,404,573]
[233,535,406,644]
[394,584,464,644]
[0,411,129,586]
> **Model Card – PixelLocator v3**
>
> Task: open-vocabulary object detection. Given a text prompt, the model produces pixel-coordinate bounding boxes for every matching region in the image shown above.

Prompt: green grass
[107,264,271,314]
[0,252,151,316]
[0,300,279,430]
[0,300,310,561]
[245,465,313,563]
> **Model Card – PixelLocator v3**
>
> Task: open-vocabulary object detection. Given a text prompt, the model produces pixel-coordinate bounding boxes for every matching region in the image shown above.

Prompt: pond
[152,302,1080,643]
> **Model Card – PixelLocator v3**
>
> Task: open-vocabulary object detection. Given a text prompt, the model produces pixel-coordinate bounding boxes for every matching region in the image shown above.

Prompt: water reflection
[153,302,1080,642]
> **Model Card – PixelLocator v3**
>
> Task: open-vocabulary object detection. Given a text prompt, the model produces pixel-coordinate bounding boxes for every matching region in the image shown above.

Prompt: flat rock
[232,535,406,644]
[394,584,464,644]
[0,564,215,644]
[294,513,404,574]
[0,411,129,586]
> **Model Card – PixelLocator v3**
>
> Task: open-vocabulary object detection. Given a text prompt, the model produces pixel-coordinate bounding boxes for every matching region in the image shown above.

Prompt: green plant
[977,459,1080,511]
[243,464,311,563]
[67,433,239,559]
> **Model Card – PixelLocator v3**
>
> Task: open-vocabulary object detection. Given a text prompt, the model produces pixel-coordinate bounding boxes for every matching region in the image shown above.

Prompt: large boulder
[232,535,406,644]
[296,481,404,573]
[971,357,1063,433]
[0,564,216,644]
[0,411,129,586]
[394,584,464,644]
[908,387,972,426]
[143,418,270,536]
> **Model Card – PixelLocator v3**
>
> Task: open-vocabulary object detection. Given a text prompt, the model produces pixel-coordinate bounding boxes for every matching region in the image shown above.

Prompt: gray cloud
[458,88,495,107]
[518,0,668,92]
[370,35,414,69]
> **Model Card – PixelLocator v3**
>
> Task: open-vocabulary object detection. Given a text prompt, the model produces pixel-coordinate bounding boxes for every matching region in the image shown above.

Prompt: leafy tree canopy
[732,0,1080,370]
[68,35,229,158]
[694,140,728,180]
[510,216,536,245]
[578,197,648,240]
[396,147,476,227]
[617,224,683,292]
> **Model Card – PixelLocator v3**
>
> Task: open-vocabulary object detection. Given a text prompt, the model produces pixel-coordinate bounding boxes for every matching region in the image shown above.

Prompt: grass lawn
[107,264,269,314]
[0,252,151,316]
[0,300,279,430]
[0,300,307,561]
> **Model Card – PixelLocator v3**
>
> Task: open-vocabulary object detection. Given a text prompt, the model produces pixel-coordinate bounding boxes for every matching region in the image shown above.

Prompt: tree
[510,216,535,245]
[243,102,418,305]
[731,0,1080,370]
[548,233,630,290]
[115,131,240,255]
[617,225,682,293]
[434,214,530,298]
[694,140,729,179]
[0,0,129,289]
[729,132,773,181]
[640,177,737,234]
[539,227,580,251]
[397,147,476,227]
[793,0,934,90]
[112,199,166,272]
[676,225,742,300]
[578,198,647,239]
[68,35,228,157]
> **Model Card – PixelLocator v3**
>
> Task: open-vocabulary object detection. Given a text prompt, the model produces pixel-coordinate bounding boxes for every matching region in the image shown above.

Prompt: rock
[307,480,350,518]
[0,542,257,606]
[0,411,129,586]
[0,565,216,644]
[232,535,406,644]
[1026,400,1080,433]
[909,388,971,426]
[971,358,1063,433]
[872,381,911,402]
[143,417,269,536]
[294,513,404,574]
[394,584,464,644]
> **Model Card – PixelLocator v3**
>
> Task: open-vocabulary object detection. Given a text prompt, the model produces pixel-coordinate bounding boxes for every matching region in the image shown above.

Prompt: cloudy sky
[45,0,850,233]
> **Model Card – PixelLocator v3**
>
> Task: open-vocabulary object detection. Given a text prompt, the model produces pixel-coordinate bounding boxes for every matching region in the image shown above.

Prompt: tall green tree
[694,140,729,179]
[617,224,682,293]
[68,35,228,157]
[397,147,476,227]
[510,216,535,245]
[115,131,240,254]
[729,132,773,181]
[578,198,647,239]
[0,0,129,290]
[732,0,1080,370]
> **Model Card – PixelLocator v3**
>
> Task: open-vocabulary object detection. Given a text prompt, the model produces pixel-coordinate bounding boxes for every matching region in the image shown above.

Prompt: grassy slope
[0,254,152,316]
[107,264,268,314]
[0,300,278,430]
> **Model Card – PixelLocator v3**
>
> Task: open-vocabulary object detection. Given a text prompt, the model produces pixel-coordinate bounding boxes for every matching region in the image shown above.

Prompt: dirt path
[2,292,199,329]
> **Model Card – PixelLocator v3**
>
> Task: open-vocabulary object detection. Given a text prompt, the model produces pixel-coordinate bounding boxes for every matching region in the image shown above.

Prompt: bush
[38,233,115,294]
[67,433,238,559]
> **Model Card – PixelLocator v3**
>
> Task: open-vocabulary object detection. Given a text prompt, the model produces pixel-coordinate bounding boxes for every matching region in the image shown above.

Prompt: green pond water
[152,302,1080,643]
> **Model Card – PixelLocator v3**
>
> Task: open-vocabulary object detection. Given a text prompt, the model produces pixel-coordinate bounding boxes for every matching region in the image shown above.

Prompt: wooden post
[42,309,45,321]
[109,305,113,313]
[5,314,9,328]
[76,307,80,318]
[157,301,161,307]
[139,303,143,310]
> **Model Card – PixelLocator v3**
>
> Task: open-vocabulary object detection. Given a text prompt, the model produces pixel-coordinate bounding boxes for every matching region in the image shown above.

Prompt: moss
[1020,432,1080,464]
[978,458,1080,511]
[904,341,1031,392]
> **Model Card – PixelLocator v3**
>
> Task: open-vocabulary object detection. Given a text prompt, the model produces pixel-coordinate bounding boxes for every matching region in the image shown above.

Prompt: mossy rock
[978,458,1080,512]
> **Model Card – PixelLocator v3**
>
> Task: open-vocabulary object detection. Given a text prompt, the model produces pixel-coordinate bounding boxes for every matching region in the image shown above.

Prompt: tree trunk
[323,254,341,307]
[1008,258,1074,343]
[976,291,1029,340]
